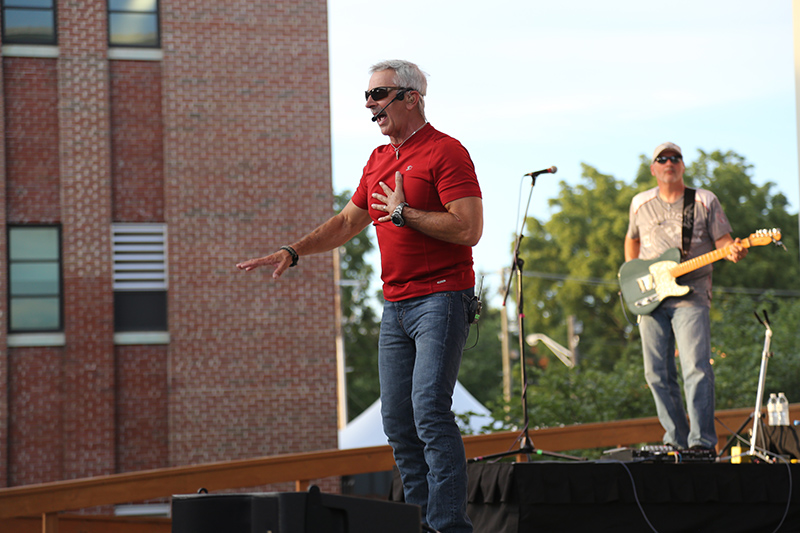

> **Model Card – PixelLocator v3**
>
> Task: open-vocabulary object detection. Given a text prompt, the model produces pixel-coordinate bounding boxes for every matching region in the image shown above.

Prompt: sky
[327,0,800,299]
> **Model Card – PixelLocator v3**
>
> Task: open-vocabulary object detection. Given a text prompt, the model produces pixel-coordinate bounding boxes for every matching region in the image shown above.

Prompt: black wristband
[280,245,298,267]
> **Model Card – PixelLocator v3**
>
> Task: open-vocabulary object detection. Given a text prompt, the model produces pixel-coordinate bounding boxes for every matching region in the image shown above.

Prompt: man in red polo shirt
[238,60,482,533]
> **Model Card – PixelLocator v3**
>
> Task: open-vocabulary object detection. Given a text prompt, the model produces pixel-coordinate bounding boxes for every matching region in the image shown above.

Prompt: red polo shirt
[352,124,482,301]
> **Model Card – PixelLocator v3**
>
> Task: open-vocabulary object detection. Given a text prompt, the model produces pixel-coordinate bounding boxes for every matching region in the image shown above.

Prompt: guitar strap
[681,187,696,258]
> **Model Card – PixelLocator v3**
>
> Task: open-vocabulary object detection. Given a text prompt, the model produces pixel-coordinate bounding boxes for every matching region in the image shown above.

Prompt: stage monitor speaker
[171,485,421,533]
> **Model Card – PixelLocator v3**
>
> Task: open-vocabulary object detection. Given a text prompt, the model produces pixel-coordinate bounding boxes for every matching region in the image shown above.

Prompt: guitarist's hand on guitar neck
[716,235,748,264]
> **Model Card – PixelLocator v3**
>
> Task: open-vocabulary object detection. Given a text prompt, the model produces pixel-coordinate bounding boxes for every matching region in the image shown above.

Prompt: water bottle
[767,393,778,425]
[778,393,790,426]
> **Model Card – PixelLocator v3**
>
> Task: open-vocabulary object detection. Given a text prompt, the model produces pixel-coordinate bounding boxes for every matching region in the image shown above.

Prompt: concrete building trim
[1,45,60,58]
[107,48,163,61]
[114,332,170,345]
[7,333,66,348]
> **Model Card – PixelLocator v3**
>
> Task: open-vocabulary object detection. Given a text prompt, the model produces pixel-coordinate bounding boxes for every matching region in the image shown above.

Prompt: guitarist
[623,142,748,454]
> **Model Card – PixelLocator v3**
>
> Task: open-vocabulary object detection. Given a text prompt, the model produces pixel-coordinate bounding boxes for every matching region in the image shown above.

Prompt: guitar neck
[669,239,750,278]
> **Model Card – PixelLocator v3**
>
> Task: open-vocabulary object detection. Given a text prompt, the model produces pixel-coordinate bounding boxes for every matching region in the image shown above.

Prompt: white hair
[369,60,428,119]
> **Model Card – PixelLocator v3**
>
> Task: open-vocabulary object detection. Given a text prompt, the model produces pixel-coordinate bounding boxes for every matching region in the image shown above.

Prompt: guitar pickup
[635,294,659,307]
[635,274,655,293]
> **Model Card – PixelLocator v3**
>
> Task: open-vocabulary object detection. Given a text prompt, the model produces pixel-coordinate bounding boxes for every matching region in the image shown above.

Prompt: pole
[792,1,800,265]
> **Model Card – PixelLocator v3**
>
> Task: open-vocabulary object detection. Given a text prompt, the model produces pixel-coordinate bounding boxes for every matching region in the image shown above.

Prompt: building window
[112,223,168,332]
[1,0,57,45]
[108,0,159,48]
[8,226,62,332]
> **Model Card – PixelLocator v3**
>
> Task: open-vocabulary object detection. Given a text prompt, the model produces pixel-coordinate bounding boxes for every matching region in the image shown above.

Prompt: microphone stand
[469,173,583,463]
[719,310,774,462]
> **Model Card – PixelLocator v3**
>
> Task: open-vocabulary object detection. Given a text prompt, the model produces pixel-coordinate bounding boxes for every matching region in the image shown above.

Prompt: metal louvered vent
[112,224,168,291]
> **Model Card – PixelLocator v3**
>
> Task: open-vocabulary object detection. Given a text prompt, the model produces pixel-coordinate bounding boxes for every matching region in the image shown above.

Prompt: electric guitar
[618,229,782,316]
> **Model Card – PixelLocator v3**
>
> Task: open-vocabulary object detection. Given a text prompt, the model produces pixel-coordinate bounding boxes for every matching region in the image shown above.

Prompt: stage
[468,461,799,533]
[390,459,800,532]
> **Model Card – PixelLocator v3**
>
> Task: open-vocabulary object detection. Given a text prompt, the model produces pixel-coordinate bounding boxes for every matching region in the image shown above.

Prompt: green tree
[517,164,636,371]
[333,192,507,420]
[459,279,505,407]
[713,292,800,410]
[492,149,800,432]
[334,190,381,420]
[335,147,800,433]
[679,149,798,290]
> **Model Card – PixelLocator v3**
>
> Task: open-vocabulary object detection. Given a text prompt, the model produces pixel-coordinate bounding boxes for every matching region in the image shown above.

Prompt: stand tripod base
[469,440,587,463]
[730,447,773,463]
[719,414,776,463]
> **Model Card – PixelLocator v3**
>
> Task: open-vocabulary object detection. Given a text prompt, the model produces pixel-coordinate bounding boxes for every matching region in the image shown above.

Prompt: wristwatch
[391,202,409,227]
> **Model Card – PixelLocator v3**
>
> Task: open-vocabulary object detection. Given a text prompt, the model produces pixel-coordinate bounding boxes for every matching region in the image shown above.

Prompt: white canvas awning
[338,381,493,449]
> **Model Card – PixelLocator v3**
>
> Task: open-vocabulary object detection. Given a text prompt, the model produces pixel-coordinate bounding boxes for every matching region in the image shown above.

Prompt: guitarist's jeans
[639,305,717,449]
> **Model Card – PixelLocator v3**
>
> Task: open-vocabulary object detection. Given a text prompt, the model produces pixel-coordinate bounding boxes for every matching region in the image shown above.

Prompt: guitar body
[618,229,781,316]
[618,248,690,316]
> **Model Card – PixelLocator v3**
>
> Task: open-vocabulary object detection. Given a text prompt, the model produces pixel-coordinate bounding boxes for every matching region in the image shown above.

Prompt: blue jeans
[639,305,717,449]
[379,289,473,533]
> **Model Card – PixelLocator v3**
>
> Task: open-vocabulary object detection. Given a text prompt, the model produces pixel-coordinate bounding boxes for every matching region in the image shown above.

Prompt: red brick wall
[109,57,168,474]
[7,348,64,485]
[0,55,61,484]
[1,55,62,487]
[57,0,116,481]
[116,346,169,472]
[0,34,7,489]
[3,58,60,223]
[110,61,165,222]
[161,0,339,468]
[1,0,339,494]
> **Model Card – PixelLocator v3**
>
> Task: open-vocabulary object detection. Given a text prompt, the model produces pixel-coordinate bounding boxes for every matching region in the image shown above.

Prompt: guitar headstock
[746,228,783,248]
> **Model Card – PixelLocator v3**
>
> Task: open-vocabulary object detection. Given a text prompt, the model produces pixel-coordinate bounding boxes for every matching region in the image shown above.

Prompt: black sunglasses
[654,155,682,164]
[364,86,408,101]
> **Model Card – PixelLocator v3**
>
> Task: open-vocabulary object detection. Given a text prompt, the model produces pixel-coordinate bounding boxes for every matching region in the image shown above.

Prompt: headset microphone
[370,89,408,122]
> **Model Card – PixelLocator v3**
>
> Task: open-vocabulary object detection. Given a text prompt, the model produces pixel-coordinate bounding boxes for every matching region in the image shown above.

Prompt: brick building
[0,0,339,495]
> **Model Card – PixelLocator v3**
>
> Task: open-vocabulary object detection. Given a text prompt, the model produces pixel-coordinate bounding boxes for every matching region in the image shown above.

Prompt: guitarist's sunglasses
[654,155,683,164]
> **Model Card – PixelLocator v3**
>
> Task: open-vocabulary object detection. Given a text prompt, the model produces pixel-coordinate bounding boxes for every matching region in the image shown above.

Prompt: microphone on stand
[370,89,408,122]
[523,166,557,178]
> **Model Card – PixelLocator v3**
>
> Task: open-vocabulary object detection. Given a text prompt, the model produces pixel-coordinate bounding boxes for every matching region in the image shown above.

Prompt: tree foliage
[684,150,799,290]
[336,148,800,433]
[712,293,800,410]
[517,164,637,371]
[489,149,800,432]
[459,281,505,406]
[334,191,381,420]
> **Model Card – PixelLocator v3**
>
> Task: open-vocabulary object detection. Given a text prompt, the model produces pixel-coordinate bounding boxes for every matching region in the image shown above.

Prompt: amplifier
[172,485,421,533]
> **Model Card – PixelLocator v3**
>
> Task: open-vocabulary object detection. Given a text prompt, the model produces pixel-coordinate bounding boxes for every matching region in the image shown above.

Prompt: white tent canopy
[338,381,493,449]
